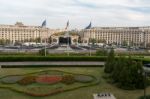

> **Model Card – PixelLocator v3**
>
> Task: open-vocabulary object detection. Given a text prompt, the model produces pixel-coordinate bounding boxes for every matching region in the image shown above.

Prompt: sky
[0,0,150,29]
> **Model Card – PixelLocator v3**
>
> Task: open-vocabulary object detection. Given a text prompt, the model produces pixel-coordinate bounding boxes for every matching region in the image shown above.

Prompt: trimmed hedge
[133,58,150,64]
[139,95,150,99]
[1,65,104,68]
[0,56,107,62]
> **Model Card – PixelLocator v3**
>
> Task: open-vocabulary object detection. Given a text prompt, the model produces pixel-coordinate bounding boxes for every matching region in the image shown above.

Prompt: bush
[74,75,94,83]
[17,76,36,85]
[61,75,75,84]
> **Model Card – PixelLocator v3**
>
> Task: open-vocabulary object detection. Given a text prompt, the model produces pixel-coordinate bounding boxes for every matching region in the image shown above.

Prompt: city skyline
[0,0,150,29]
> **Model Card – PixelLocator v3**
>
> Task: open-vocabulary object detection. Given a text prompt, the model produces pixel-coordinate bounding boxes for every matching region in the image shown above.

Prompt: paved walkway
[0,61,105,66]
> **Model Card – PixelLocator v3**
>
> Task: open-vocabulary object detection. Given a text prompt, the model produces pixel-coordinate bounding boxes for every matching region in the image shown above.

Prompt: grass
[0,67,149,99]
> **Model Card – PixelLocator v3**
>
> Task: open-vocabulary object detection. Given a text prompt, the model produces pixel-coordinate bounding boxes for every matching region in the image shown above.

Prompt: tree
[35,37,41,43]
[122,40,128,46]
[97,39,106,43]
[107,55,145,90]
[39,49,48,56]
[89,38,96,45]
[104,48,115,73]
[48,37,52,44]
[96,49,107,56]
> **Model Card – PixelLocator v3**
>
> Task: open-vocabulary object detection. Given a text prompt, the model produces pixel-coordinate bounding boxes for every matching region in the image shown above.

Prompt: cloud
[0,0,149,29]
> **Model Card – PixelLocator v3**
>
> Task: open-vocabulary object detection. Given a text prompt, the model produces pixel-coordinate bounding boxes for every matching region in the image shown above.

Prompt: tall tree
[104,48,115,73]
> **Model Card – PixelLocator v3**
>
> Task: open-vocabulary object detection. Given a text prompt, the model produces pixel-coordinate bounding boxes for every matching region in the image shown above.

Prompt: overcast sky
[0,0,150,29]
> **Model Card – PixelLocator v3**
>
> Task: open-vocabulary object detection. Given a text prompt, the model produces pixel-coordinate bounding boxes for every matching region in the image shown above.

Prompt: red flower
[36,75,62,84]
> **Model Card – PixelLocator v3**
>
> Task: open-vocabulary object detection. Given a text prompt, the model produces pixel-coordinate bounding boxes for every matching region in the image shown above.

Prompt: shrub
[74,75,94,83]
[17,76,36,85]
[61,75,75,84]
[1,75,24,84]
[36,75,62,84]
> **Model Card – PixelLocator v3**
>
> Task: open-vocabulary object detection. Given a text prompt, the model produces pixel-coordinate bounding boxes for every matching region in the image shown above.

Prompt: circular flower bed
[74,75,94,83]
[17,76,36,85]
[36,75,62,84]
[1,75,24,84]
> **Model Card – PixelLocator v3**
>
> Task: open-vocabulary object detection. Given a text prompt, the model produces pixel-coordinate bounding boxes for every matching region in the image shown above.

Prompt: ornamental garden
[0,70,99,97]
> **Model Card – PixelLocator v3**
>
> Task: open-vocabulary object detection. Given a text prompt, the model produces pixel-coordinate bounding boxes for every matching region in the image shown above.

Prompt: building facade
[81,27,150,47]
[0,22,64,44]
[1,22,150,47]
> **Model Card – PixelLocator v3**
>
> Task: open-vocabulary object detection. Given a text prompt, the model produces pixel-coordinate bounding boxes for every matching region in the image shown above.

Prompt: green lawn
[0,67,149,99]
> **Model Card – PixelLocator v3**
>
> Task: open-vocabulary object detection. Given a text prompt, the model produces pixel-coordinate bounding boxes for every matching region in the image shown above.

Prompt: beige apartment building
[0,22,64,44]
[81,27,150,47]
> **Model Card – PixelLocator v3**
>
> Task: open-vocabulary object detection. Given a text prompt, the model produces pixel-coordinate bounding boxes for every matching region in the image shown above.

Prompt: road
[0,61,105,66]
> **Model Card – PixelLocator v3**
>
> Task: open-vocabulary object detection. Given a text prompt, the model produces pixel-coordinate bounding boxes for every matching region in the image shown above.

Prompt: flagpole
[67,31,69,56]
[90,32,91,56]
[84,22,92,56]
[41,20,47,57]
[65,20,69,56]
[44,27,47,57]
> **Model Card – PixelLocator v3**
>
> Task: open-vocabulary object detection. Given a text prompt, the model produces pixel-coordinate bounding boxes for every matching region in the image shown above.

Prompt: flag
[65,20,69,30]
[41,20,46,27]
[85,22,92,29]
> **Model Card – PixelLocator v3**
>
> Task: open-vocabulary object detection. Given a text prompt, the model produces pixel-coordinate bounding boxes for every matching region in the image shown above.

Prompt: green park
[0,49,149,99]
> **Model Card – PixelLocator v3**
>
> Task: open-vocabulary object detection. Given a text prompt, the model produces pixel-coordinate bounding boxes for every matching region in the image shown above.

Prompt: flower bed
[74,75,94,83]
[36,75,62,84]
[0,70,99,97]
[17,76,36,85]
[61,75,75,85]
[1,75,24,84]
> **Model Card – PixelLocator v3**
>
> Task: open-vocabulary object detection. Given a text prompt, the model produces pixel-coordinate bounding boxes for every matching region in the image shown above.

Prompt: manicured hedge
[0,56,107,62]
[1,65,104,68]
[139,95,150,99]
[132,58,150,64]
